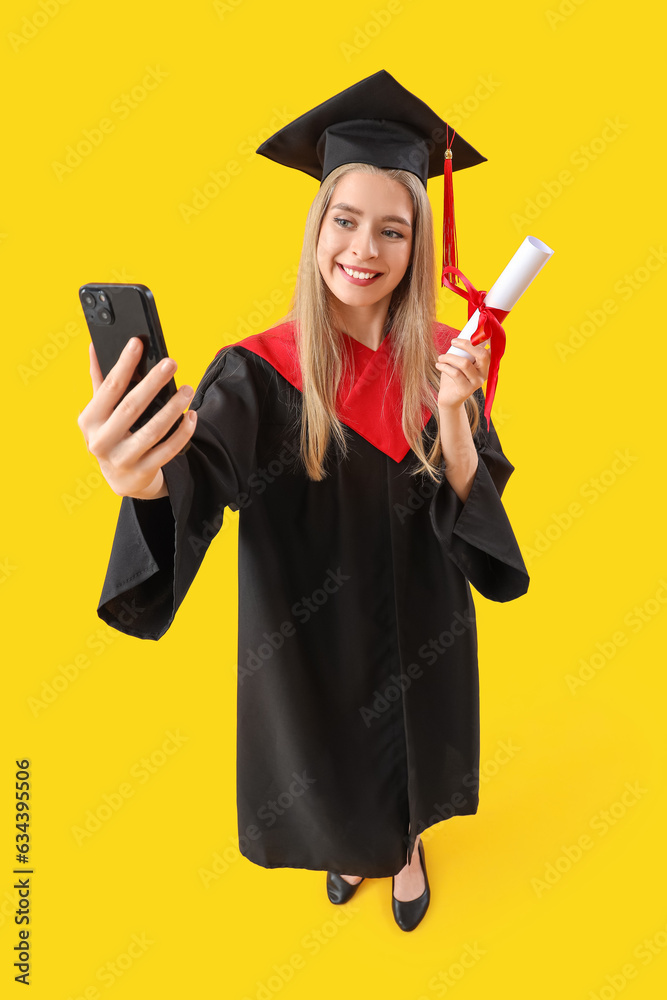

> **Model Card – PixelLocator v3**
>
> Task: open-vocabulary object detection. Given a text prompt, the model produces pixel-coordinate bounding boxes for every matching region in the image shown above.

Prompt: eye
[382,229,404,239]
[333,216,354,228]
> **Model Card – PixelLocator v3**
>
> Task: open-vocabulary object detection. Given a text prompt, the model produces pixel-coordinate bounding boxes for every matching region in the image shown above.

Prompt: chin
[331,277,386,306]
[336,290,381,309]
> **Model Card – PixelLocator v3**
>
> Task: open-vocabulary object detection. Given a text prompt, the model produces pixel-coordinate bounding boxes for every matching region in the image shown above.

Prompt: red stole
[219,320,458,463]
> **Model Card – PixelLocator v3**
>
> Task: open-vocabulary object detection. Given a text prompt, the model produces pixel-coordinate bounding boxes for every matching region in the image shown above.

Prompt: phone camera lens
[83,292,95,307]
[99,309,111,322]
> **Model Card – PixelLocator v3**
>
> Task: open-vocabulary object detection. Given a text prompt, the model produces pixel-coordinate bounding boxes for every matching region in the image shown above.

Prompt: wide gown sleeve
[429,387,530,602]
[96,348,261,640]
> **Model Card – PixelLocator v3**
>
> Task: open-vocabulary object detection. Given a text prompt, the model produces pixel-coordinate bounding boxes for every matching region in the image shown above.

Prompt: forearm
[438,403,478,504]
[131,470,169,500]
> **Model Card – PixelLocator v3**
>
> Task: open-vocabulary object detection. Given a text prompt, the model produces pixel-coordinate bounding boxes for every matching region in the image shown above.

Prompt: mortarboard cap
[256,70,487,278]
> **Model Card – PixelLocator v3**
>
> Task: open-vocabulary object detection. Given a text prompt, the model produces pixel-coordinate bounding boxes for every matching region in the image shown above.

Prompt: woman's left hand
[436,337,491,410]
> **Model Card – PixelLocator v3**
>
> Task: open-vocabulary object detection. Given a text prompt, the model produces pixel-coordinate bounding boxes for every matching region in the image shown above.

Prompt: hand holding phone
[78,333,197,500]
[79,282,180,437]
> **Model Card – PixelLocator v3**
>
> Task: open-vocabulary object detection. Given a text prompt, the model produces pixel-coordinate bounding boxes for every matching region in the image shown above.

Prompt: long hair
[282,161,480,482]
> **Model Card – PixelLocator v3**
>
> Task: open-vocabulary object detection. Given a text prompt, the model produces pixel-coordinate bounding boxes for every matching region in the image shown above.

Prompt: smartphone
[78,282,184,444]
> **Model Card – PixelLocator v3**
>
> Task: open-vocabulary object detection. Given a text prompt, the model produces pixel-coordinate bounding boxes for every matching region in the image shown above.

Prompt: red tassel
[441,129,458,291]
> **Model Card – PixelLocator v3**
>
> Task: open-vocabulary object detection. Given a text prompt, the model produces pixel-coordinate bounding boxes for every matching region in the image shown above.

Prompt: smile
[337,262,383,284]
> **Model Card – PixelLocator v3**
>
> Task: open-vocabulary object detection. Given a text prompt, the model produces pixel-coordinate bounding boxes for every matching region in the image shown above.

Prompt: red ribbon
[441,265,509,432]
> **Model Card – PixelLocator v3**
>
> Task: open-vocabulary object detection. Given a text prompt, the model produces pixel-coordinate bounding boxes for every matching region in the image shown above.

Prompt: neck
[331,298,391,351]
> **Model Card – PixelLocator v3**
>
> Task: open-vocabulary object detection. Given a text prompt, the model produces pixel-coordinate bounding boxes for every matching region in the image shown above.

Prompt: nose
[349,225,378,262]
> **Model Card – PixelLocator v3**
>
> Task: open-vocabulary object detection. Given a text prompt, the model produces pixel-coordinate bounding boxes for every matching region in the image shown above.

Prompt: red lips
[337,262,383,284]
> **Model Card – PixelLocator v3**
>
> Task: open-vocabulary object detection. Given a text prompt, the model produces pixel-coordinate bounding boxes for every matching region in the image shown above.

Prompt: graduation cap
[256,69,487,284]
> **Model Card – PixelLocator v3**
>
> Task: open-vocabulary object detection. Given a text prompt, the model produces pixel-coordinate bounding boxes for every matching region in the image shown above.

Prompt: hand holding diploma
[442,235,555,429]
[436,335,492,414]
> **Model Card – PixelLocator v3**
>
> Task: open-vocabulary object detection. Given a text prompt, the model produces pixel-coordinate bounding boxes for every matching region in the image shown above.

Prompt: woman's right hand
[77,337,198,499]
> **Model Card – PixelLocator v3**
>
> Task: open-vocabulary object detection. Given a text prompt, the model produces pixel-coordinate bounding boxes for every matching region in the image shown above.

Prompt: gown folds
[96,320,529,877]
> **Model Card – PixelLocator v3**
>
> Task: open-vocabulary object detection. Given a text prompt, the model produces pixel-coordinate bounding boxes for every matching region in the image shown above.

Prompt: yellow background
[2,0,665,996]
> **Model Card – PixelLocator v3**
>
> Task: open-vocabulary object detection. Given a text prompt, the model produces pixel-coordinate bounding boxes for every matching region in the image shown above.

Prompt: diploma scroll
[446,235,555,360]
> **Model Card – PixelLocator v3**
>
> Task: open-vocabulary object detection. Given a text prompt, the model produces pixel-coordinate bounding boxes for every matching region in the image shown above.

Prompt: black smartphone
[78,282,183,443]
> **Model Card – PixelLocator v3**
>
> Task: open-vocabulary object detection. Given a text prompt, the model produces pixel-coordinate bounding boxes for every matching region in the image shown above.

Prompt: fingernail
[182,385,193,398]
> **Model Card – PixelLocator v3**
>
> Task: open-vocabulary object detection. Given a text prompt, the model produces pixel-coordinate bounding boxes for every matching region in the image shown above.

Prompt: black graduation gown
[96,320,529,878]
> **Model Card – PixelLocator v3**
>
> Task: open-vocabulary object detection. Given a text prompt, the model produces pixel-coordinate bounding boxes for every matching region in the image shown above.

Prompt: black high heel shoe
[326,871,365,904]
[392,839,430,931]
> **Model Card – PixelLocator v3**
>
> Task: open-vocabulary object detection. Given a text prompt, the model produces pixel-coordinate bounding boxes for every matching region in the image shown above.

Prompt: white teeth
[342,265,378,280]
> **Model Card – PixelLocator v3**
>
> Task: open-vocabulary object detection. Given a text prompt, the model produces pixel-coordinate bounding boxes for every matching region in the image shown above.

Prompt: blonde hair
[215,161,481,481]
[284,161,480,481]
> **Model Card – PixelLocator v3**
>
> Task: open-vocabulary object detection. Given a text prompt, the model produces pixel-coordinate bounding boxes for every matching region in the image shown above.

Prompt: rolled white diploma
[446,235,555,360]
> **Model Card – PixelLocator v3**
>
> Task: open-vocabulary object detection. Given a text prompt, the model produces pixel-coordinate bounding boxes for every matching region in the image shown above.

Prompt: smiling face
[316,170,414,314]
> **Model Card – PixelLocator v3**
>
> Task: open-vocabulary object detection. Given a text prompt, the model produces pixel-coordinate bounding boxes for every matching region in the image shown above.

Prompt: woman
[78,72,530,932]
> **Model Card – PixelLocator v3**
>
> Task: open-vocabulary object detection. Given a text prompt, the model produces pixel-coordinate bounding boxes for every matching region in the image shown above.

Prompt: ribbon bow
[441,266,509,432]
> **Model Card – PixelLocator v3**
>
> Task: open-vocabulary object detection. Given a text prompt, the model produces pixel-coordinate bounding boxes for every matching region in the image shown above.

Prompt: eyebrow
[331,202,412,227]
